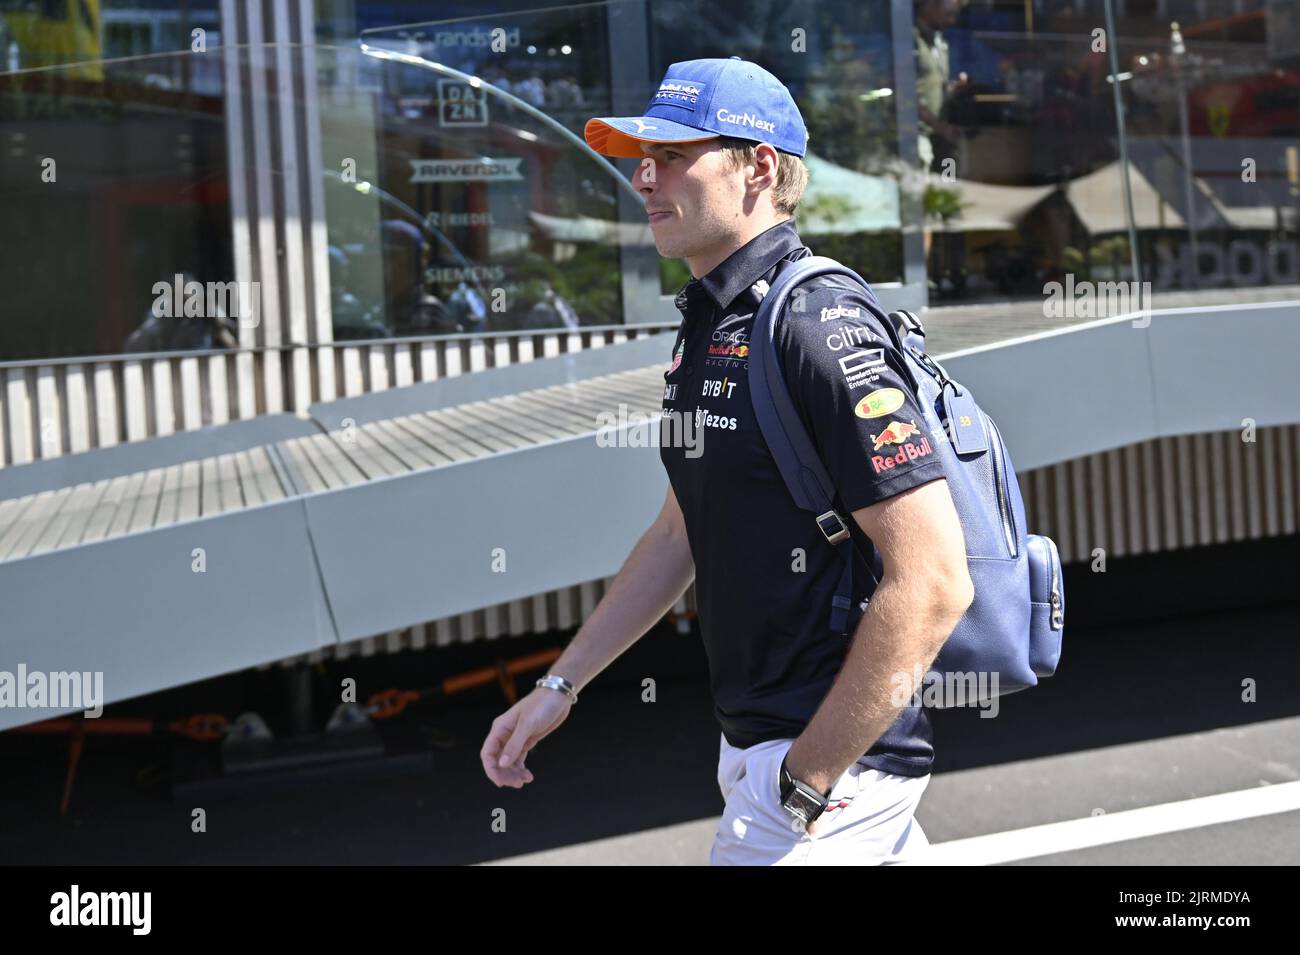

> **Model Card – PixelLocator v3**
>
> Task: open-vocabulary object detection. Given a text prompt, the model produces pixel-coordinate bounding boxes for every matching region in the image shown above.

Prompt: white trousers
[709,732,932,865]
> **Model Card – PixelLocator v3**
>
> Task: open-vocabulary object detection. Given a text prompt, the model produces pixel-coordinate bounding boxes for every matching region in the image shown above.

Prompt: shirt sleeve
[774,276,946,512]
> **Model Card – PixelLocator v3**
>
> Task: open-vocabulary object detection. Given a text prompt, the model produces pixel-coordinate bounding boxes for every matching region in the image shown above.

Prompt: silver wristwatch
[535,674,578,705]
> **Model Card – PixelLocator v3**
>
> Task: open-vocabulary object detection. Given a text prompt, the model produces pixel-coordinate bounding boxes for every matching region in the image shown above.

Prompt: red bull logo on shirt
[708,342,749,359]
[870,419,920,450]
[869,420,933,473]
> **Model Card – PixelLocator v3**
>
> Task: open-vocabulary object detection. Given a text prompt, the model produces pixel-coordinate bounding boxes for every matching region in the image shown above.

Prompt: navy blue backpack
[747,255,1064,705]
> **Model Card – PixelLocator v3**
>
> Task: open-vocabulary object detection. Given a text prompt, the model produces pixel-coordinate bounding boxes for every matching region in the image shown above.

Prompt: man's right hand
[480,687,572,788]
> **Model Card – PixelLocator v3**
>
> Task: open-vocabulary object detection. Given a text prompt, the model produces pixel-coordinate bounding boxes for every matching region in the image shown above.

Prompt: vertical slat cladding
[1068,457,1088,563]
[468,338,487,373]
[317,344,337,402]
[236,351,258,418]
[1122,444,1142,554]
[419,342,439,381]
[1290,426,1300,532]
[151,359,176,437]
[1242,423,1262,539]
[1175,435,1195,548]
[1088,452,1106,559]
[1259,425,1277,536]
[179,356,203,431]
[1100,449,1121,558]
[0,369,7,467]
[1194,432,1215,545]
[409,623,428,650]
[66,364,90,454]
[8,367,35,464]
[208,354,230,425]
[35,364,62,459]
[368,345,390,391]
[342,346,364,396]
[484,604,503,640]
[1210,430,1231,544]
[93,363,119,448]
[1139,438,1159,554]
[1279,428,1289,537]
[1052,461,1070,561]
[445,341,464,378]
[1230,427,1248,540]
[394,345,414,387]
[123,360,148,441]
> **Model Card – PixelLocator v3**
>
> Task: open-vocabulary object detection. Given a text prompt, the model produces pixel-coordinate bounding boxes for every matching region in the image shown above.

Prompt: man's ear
[749,144,780,193]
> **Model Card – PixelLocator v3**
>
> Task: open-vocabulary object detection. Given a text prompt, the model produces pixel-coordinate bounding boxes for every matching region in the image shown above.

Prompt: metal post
[1102,0,1144,294]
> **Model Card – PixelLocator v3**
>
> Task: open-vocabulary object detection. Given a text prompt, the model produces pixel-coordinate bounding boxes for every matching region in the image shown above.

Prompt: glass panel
[1118,0,1300,295]
[903,0,1298,304]
[0,8,642,361]
[356,3,629,337]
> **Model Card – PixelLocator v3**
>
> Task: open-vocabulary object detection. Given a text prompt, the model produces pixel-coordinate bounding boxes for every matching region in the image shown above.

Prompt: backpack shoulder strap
[748,254,888,633]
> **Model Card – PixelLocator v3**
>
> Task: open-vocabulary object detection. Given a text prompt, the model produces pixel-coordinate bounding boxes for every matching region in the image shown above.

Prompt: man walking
[481,57,973,865]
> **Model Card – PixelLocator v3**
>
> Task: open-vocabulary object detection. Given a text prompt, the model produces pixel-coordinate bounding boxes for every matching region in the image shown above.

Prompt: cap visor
[584,116,719,158]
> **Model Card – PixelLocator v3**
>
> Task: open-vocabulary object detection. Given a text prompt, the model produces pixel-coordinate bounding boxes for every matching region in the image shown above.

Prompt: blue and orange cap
[584,56,808,159]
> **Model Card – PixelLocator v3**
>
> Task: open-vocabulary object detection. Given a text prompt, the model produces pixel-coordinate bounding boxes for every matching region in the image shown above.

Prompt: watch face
[788,787,822,821]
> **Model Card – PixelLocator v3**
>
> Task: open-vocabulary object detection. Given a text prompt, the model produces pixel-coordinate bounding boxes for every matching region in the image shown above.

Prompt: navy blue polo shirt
[659,217,946,778]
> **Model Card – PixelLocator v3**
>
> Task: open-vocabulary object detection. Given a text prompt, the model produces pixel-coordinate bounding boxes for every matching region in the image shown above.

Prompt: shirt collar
[690,218,804,313]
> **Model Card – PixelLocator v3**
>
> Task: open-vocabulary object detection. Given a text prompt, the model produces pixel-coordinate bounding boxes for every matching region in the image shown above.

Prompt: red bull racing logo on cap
[869,420,933,473]
[652,80,707,108]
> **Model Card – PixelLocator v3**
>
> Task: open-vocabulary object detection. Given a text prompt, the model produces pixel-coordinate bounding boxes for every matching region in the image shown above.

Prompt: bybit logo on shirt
[702,377,738,399]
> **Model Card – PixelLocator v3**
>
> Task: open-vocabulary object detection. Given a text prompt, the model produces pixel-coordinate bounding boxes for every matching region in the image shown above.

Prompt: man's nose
[634,157,656,196]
